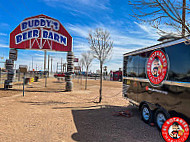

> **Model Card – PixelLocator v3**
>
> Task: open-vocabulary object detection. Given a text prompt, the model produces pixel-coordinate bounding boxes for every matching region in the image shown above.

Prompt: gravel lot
[0,78,164,142]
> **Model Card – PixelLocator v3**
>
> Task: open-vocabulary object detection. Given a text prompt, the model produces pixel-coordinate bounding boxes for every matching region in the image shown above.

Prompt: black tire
[140,104,153,124]
[154,108,170,130]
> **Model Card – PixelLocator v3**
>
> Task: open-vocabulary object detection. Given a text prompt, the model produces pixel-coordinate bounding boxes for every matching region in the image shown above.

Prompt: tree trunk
[81,68,83,85]
[98,63,103,103]
[81,72,82,85]
[182,0,186,36]
[85,68,88,90]
[78,71,80,83]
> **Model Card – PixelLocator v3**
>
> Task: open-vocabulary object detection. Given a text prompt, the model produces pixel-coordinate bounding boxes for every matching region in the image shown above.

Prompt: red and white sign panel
[10,14,72,52]
[146,50,168,87]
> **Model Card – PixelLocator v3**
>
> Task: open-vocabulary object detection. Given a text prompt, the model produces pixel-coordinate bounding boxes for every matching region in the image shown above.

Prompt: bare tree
[129,0,190,38]
[81,51,93,90]
[88,28,113,103]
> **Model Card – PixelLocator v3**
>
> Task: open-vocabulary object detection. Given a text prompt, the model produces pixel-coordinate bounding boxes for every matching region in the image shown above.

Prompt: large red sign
[146,50,168,86]
[10,14,72,52]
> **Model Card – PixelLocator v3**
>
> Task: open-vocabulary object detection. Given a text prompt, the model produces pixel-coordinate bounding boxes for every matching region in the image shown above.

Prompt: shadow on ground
[19,101,68,105]
[0,88,66,93]
[52,81,65,83]
[71,105,164,142]
[19,101,92,106]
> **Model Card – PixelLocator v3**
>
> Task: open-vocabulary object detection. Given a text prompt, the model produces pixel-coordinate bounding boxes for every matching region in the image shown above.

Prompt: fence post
[23,73,25,97]
[0,68,1,83]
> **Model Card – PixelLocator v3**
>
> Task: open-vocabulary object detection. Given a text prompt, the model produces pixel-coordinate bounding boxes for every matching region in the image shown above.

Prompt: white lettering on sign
[42,30,67,46]
[15,29,39,44]
[15,29,67,46]
[20,18,60,31]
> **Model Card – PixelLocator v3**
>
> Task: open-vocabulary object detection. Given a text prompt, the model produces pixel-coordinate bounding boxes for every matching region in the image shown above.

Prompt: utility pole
[44,50,47,71]
[44,50,47,87]
[36,64,38,71]
[48,55,50,71]
[61,58,63,72]
[57,62,58,72]
[48,55,50,77]
[182,0,186,36]
[32,56,33,70]
[63,63,65,72]
[51,57,53,73]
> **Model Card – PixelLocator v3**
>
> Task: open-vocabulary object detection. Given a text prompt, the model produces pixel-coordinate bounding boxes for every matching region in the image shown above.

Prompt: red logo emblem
[146,50,168,86]
[161,117,189,142]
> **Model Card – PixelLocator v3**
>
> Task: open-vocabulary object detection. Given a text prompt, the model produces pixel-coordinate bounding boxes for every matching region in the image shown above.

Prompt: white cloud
[0,33,7,36]
[42,0,110,11]
[67,24,90,38]
[134,22,159,38]
[134,22,151,33]
[65,23,161,72]
[68,23,158,48]
[0,44,9,48]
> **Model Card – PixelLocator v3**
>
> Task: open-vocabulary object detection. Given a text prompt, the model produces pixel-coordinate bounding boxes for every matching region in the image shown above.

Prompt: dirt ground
[0,78,164,142]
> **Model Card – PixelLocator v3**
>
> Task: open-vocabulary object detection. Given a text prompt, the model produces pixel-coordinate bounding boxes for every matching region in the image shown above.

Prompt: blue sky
[0,0,161,72]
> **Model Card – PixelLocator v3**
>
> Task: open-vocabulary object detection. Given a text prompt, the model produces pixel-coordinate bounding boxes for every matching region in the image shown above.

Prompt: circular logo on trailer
[146,50,168,87]
[161,117,189,142]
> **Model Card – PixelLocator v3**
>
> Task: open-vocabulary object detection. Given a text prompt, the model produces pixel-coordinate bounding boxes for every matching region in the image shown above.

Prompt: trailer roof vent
[157,34,180,42]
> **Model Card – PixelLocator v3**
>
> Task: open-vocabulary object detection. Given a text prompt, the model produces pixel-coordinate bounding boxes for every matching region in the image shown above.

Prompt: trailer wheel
[141,104,153,124]
[154,109,170,130]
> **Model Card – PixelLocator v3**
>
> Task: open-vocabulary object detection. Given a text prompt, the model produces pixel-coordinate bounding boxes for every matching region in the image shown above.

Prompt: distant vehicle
[92,73,100,77]
[1,68,7,72]
[123,37,190,130]
[113,71,122,81]
[54,72,65,78]
[89,73,100,77]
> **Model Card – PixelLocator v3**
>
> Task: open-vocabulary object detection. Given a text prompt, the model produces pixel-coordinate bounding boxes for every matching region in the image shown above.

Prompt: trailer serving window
[124,54,147,79]
[165,43,190,82]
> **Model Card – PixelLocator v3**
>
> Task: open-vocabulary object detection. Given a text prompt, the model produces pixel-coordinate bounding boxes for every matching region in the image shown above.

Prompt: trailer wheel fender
[139,101,147,111]
[140,104,153,124]
[154,108,170,130]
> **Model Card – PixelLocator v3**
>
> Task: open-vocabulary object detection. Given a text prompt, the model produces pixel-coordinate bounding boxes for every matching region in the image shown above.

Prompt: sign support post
[65,51,74,91]
[0,68,1,83]
[44,50,47,87]
[19,65,27,97]
[23,73,25,97]
[45,73,47,87]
